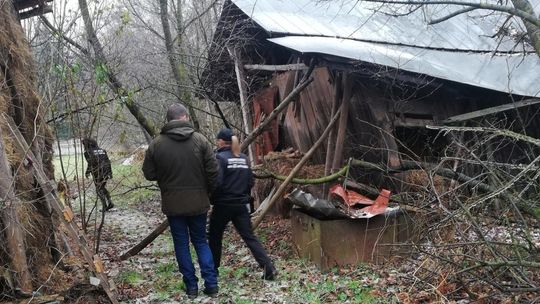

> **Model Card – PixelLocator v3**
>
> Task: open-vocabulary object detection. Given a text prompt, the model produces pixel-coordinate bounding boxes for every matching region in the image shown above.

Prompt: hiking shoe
[203,286,218,298]
[186,289,198,300]
[263,268,278,281]
[105,203,115,211]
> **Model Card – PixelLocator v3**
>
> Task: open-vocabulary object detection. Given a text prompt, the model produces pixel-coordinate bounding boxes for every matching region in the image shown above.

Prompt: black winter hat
[217,128,233,141]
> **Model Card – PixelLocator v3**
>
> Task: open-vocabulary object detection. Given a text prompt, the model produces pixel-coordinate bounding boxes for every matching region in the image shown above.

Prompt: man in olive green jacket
[142,103,219,299]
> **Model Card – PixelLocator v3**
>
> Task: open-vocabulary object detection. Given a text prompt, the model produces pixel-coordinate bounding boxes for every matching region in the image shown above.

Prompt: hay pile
[0,2,65,300]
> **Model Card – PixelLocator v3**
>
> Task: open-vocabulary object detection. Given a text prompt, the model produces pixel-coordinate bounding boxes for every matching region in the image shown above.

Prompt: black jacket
[142,120,218,216]
[213,147,253,205]
[84,148,112,182]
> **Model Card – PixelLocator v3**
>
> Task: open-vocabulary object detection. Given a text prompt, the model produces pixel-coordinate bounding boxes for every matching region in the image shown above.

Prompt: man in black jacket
[208,128,277,281]
[82,138,114,211]
[142,103,219,299]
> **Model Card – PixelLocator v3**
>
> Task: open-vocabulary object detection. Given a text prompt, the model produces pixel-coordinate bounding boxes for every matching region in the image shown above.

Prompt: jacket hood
[161,120,194,141]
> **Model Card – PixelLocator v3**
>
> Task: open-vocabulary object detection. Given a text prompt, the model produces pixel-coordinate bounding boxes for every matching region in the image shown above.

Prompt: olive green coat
[142,120,218,216]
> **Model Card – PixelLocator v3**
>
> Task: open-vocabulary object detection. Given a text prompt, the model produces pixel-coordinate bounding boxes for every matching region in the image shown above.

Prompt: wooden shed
[203,0,540,190]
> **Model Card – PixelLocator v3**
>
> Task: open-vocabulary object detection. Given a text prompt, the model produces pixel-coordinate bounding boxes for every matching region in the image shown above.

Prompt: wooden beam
[323,72,342,195]
[331,73,353,172]
[19,4,52,19]
[443,98,540,124]
[244,63,309,72]
[13,0,53,10]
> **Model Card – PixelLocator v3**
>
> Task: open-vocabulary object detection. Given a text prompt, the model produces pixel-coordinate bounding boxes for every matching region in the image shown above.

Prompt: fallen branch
[426,125,540,147]
[119,219,169,261]
[253,165,348,184]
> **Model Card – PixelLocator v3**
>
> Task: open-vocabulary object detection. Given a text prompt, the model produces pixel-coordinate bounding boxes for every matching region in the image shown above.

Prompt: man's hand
[85,172,90,179]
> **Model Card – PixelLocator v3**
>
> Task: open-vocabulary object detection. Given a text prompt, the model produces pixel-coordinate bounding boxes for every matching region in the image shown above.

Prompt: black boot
[262,265,278,281]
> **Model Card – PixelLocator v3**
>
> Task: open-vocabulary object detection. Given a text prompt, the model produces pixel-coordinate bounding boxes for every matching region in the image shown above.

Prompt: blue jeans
[168,213,218,291]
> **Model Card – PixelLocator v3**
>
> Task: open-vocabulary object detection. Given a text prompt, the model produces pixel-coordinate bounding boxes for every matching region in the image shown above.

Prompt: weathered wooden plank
[331,73,353,172]
[323,72,342,195]
[443,98,540,123]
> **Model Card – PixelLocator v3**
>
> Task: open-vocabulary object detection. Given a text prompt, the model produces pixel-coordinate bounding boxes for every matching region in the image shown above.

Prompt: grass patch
[118,270,144,285]
[53,154,158,209]
[153,261,184,294]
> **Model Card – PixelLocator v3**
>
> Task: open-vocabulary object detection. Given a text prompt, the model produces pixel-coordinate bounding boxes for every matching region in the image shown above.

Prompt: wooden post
[323,72,342,195]
[252,110,341,229]
[331,73,353,172]
[0,125,32,295]
[228,45,255,164]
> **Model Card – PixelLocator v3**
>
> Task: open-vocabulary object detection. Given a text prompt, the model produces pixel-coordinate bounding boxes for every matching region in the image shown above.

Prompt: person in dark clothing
[142,103,219,299]
[208,128,277,281]
[82,138,114,211]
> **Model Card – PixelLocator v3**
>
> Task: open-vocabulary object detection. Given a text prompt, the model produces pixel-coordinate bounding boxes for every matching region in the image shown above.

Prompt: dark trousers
[208,204,274,272]
[94,179,112,209]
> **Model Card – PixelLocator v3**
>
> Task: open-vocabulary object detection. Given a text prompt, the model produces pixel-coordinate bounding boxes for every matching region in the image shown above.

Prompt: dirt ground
[98,197,385,304]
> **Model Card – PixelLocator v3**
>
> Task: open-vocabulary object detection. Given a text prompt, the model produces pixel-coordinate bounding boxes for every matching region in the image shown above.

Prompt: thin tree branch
[360,0,540,27]
[428,7,477,24]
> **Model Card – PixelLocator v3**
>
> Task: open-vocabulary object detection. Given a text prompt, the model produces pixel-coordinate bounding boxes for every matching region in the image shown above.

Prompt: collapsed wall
[0,1,62,299]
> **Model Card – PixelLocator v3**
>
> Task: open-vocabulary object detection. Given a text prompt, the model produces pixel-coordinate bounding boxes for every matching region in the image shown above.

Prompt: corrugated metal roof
[232,0,540,97]
[269,36,540,97]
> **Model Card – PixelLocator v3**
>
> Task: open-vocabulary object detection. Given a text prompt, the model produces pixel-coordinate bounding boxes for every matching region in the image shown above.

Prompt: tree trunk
[159,0,200,129]
[511,0,540,58]
[77,0,157,137]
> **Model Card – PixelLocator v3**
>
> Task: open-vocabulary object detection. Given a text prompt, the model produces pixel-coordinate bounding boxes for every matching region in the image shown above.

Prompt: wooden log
[241,60,316,152]
[252,110,341,229]
[244,63,309,71]
[119,219,169,261]
[331,73,353,172]
[0,125,32,295]
[227,46,255,164]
